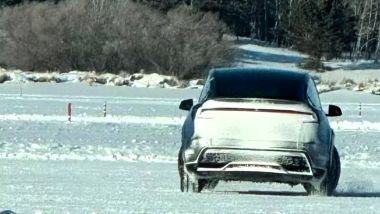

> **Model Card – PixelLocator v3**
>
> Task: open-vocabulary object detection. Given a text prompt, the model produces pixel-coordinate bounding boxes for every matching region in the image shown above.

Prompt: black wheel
[178,152,218,193]
[191,179,219,193]
[178,157,206,193]
[303,183,315,195]
[304,147,341,196]
[322,147,341,195]
[179,164,190,192]
[204,180,219,191]
[191,180,202,193]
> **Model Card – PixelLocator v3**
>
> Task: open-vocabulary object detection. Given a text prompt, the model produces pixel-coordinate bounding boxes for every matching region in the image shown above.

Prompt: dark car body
[178,68,342,195]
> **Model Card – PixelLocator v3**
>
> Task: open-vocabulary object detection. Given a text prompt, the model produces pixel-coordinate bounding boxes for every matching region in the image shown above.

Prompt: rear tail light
[201,108,313,115]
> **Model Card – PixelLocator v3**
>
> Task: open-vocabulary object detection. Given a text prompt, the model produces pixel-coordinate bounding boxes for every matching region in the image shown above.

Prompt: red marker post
[68,103,72,122]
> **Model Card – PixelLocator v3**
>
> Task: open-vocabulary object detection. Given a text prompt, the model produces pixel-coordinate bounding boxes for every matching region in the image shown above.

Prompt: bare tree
[0,0,229,79]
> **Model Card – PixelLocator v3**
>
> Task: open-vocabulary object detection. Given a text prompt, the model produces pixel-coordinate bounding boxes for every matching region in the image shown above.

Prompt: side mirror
[179,99,193,111]
[327,105,342,117]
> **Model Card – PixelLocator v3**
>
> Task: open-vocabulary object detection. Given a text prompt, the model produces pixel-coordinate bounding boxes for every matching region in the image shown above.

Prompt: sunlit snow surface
[1,83,380,213]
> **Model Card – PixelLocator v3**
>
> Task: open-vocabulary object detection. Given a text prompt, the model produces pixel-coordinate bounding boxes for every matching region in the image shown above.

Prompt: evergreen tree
[190,0,252,36]
[289,0,324,60]
[0,0,24,6]
[0,0,61,7]
[289,0,357,65]
[323,0,356,59]
[132,0,183,11]
[340,3,357,57]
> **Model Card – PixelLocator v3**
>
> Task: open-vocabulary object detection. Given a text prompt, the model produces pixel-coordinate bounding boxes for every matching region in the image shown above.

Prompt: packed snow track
[0,83,380,213]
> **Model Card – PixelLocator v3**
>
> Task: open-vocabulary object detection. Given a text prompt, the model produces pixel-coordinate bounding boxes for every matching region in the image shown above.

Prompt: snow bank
[372,86,380,95]
[2,41,380,95]
[0,68,188,89]
[314,69,380,94]
[130,73,179,88]
[324,60,380,71]
[316,83,342,94]
[314,79,380,94]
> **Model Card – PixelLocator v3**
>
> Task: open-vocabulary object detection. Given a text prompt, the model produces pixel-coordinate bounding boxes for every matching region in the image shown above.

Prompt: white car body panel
[193,99,318,149]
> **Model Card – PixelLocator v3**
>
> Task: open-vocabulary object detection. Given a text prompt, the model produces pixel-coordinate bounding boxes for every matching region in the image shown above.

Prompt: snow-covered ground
[1,83,380,213]
[1,42,380,213]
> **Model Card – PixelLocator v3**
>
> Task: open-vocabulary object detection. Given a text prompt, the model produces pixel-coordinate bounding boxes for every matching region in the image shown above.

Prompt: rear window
[204,70,306,102]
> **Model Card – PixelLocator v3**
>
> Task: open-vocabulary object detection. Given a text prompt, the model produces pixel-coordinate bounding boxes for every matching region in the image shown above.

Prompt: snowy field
[1,83,380,213]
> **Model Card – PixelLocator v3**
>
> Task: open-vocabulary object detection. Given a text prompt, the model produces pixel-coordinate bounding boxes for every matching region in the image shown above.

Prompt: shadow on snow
[216,190,380,198]
[216,190,307,197]
[334,191,380,198]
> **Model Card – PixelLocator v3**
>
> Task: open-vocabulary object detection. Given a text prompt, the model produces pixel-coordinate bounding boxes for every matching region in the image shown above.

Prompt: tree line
[134,0,380,64]
[1,0,380,71]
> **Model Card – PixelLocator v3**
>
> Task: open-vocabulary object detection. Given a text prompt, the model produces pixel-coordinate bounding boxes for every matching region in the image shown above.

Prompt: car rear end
[183,98,324,185]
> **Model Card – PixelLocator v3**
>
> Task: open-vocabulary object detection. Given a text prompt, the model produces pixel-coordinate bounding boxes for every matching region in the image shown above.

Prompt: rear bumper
[184,147,326,184]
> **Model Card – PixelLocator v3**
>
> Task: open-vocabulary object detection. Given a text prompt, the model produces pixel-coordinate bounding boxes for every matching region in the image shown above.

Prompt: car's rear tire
[322,147,341,195]
[304,147,341,196]
[179,165,205,193]
[178,154,218,193]
[204,180,219,191]
[191,180,203,193]
[194,179,219,192]
[179,164,214,193]
[179,165,190,192]
[181,174,190,192]
[303,183,314,195]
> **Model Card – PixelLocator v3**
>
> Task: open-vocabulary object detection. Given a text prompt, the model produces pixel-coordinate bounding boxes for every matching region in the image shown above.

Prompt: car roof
[209,67,310,82]
[201,67,311,102]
